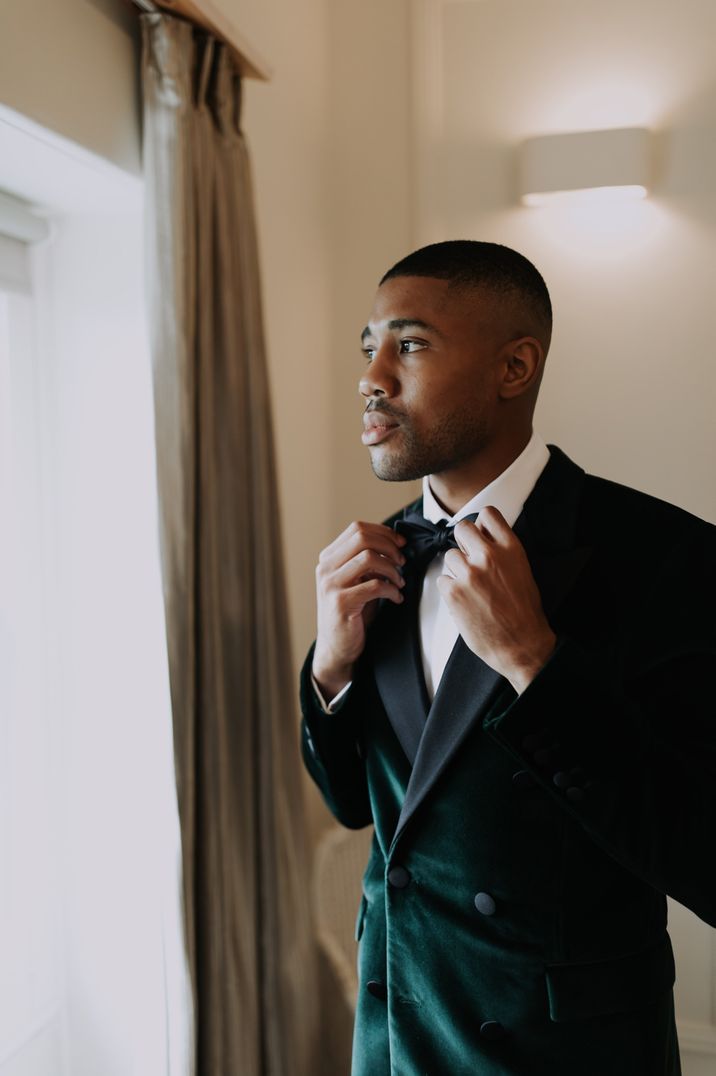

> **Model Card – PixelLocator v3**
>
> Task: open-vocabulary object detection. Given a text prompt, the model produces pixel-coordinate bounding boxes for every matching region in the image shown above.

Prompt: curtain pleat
[141,16,319,1074]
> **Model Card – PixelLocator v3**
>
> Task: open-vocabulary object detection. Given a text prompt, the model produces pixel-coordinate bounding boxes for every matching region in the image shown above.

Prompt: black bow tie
[395,512,479,575]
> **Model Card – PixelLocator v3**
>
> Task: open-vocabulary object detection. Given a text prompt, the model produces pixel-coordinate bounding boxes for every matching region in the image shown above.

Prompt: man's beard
[368,413,491,482]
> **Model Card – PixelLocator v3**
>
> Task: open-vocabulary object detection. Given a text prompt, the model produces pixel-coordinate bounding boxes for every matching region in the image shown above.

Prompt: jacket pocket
[545,932,676,1022]
[354,894,368,942]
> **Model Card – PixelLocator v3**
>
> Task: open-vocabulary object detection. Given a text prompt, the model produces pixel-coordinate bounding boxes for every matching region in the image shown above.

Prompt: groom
[300,240,716,1075]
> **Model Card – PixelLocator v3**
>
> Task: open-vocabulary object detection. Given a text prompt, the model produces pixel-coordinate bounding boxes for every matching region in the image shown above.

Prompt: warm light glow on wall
[519,127,652,207]
[522,184,648,208]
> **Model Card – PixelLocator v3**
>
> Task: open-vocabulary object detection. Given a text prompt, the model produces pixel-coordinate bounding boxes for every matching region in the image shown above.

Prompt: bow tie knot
[395,512,478,574]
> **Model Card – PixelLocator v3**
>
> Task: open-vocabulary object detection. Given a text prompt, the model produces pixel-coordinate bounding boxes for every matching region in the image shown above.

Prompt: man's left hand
[437,506,557,694]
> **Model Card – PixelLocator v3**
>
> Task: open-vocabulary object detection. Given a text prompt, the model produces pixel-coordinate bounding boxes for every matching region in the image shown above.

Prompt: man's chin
[368,447,423,483]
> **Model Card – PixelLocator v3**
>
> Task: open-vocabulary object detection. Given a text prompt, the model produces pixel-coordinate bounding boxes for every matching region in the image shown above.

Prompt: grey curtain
[140,15,319,1075]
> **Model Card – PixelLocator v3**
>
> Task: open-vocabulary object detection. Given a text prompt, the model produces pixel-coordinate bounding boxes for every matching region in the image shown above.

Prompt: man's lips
[362,413,400,446]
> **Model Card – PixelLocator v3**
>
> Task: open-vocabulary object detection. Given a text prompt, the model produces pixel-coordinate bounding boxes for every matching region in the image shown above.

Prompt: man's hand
[312,521,407,700]
[437,506,556,694]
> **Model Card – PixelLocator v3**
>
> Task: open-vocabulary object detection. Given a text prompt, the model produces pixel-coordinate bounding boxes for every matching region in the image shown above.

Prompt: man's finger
[343,577,404,614]
[330,549,406,591]
[453,517,494,558]
[319,523,407,572]
[476,505,514,544]
[442,547,471,581]
[326,521,406,555]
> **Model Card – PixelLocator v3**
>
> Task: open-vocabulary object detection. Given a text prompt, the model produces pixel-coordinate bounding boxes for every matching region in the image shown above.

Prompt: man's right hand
[312,521,407,700]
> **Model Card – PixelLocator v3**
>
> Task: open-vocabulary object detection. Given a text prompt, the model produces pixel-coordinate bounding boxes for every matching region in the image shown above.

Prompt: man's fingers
[343,578,404,616]
[443,546,475,582]
[330,549,406,592]
[454,506,514,556]
[476,506,514,543]
[452,518,492,560]
[319,521,407,573]
[338,520,407,551]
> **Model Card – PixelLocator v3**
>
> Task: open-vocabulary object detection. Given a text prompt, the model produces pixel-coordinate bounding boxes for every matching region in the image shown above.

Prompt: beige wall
[418,0,716,526]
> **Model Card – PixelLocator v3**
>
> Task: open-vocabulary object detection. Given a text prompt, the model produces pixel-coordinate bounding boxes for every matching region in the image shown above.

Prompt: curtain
[140,16,319,1075]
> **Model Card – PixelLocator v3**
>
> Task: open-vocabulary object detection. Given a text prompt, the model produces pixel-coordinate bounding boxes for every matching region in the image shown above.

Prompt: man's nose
[358,345,399,399]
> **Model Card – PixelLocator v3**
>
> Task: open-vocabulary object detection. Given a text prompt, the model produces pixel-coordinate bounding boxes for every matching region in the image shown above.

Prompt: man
[299,241,716,1075]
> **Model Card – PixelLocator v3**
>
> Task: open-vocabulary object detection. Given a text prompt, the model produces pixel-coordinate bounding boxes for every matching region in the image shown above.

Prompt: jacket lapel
[386,444,594,852]
[388,640,505,851]
[371,526,431,767]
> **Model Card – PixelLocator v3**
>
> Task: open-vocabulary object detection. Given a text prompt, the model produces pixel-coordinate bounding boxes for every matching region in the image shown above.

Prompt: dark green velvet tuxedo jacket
[300,445,716,1075]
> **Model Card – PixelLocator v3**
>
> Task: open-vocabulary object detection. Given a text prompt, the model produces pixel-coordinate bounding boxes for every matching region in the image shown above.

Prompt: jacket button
[552,770,571,789]
[474,892,496,916]
[388,865,411,889]
[534,745,560,768]
[566,786,585,803]
[366,979,387,1000]
[479,1020,507,1041]
[512,769,535,789]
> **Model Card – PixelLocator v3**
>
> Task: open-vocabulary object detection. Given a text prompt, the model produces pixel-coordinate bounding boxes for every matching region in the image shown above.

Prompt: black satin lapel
[372,571,430,767]
[389,481,594,851]
[390,639,504,851]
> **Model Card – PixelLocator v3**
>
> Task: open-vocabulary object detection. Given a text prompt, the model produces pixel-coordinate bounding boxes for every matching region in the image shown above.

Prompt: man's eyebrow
[360,318,444,343]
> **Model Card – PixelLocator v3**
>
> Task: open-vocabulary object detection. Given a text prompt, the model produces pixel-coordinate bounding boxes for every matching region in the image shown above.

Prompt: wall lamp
[519,127,652,207]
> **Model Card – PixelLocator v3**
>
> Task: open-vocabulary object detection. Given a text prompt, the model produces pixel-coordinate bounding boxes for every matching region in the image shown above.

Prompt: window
[0,115,191,1076]
[0,236,65,1074]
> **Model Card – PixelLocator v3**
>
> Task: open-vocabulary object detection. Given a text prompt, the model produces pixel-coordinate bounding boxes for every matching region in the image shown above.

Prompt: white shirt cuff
[311,673,353,713]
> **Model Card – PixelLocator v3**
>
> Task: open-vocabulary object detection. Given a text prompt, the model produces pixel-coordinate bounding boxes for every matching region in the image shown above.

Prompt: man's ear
[499,337,544,399]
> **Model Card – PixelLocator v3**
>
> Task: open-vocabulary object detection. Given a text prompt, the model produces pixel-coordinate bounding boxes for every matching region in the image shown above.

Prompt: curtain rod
[130,0,272,81]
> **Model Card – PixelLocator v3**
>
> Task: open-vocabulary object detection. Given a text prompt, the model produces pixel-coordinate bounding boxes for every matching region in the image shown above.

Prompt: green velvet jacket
[300,446,716,1075]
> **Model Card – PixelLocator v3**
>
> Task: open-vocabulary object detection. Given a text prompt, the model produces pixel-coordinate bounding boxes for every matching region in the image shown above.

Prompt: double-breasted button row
[365,977,508,1042]
[366,980,507,1042]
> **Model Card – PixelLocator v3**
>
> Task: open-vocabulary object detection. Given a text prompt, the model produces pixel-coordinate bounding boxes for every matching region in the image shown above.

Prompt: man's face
[359,275,507,482]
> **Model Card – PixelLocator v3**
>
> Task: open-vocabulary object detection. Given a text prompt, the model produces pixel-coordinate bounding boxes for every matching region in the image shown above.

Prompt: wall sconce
[519,127,652,207]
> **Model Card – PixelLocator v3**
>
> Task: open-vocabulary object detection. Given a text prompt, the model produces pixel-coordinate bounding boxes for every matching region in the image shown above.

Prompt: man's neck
[427,430,533,517]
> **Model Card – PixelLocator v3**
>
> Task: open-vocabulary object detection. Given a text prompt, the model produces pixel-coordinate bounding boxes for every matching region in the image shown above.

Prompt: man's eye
[399,339,425,353]
[362,347,376,362]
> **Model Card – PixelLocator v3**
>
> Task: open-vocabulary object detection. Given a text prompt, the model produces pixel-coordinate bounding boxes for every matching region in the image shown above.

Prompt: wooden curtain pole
[130,0,272,81]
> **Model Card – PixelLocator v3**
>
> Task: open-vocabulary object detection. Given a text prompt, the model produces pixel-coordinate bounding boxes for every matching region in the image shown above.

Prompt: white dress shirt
[418,431,550,699]
[313,432,550,710]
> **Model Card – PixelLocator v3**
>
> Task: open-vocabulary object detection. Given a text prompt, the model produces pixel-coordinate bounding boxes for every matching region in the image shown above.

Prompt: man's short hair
[380,239,552,348]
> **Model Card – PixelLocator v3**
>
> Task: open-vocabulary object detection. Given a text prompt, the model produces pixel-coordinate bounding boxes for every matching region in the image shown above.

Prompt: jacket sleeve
[300,642,373,830]
[482,526,716,927]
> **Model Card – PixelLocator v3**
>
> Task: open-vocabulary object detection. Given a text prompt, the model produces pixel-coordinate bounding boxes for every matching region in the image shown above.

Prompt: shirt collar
[421,431,550,529]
